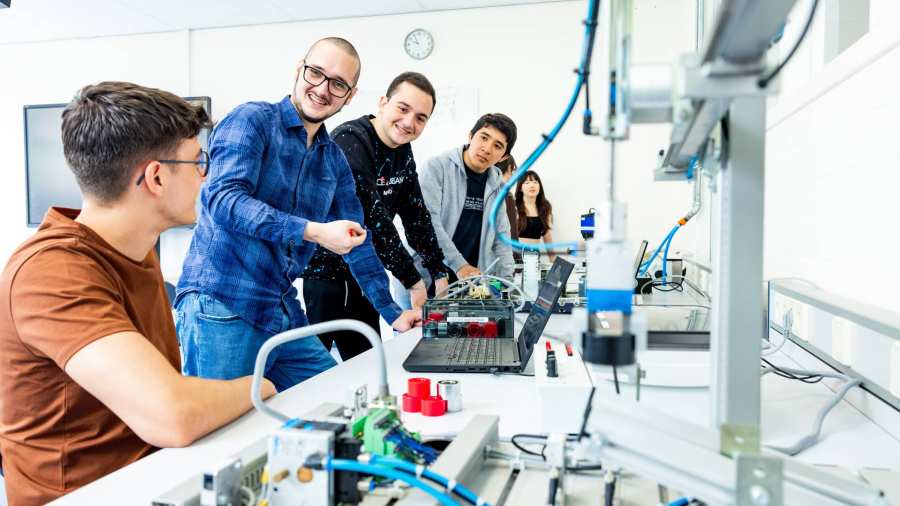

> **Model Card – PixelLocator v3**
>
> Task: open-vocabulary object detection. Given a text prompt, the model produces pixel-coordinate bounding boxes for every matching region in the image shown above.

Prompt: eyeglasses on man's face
[135,149,210,186]
[301,64,353,98]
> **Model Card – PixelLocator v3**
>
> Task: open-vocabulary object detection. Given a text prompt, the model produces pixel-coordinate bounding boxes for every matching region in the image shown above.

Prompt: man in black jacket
[303,72,447,360]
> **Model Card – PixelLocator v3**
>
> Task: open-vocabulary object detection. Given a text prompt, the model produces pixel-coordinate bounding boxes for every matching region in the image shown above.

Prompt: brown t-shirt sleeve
[10,247,139,368]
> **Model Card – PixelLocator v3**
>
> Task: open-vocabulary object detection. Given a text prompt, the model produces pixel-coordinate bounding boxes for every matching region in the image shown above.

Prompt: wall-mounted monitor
[23,96,212,227]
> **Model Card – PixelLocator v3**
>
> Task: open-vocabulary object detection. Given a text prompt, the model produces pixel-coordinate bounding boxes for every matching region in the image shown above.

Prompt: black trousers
[303,278,381,361]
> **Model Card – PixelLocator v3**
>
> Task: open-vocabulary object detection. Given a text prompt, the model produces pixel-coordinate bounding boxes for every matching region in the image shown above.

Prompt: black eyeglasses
[135,149,210,186]
[301,65,353,98]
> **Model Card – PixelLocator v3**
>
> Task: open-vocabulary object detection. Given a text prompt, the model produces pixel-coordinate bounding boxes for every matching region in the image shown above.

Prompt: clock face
[404,29,434,60]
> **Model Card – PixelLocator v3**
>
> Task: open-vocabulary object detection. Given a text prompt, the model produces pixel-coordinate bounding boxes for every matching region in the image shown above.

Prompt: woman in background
[496,156,520,263]
[515,170,555,262]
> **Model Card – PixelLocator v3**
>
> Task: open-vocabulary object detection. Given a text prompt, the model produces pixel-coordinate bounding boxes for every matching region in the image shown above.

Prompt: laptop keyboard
[447,338,501,365]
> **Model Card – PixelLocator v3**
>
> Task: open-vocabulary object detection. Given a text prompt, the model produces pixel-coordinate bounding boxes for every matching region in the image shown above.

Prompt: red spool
[402,393,421,413]
[427,312,445,322]
[420,395,447,417]
[483,321,498,338]
[407,377,431,399]
[466,322,483,337]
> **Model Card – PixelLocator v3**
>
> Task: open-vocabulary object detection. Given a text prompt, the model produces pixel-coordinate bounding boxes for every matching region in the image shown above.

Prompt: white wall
[0,31,191,265]
[0,0,701,283]
[764,0,900,431]
[766,0,900,315]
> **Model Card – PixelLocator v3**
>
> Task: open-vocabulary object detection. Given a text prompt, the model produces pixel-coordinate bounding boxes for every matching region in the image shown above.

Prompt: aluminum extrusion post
[710,96,765,455]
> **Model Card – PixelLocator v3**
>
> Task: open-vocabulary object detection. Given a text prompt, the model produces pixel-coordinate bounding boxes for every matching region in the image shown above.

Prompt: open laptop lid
[633,239,649,280]
[516,257,575,364]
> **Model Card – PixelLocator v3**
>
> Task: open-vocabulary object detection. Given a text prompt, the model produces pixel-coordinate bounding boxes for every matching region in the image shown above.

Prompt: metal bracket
[720,423,760,457]
[736,455,783,506]
[684,65,770,99]
[344,384,368,423]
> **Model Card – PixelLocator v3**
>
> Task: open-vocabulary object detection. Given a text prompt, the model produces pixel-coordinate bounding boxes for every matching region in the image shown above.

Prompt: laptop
[403,257,575,373]
[633,239,649,292]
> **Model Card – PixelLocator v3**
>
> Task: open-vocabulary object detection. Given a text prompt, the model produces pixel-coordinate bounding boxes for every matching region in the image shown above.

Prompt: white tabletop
[52,316,900,504]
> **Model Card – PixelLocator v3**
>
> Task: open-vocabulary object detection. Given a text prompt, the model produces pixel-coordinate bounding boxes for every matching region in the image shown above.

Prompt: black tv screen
[23,96,212,227]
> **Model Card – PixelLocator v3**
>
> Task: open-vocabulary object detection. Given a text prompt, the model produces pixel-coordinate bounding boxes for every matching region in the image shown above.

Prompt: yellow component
[272,469,290,483]
[257,500,269,506]
[297,467,314,483]
[468,284,490,299]
[260,468,269,485]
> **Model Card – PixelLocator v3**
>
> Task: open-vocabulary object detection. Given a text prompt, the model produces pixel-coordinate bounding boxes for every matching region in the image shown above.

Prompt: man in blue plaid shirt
[175,37,420,391]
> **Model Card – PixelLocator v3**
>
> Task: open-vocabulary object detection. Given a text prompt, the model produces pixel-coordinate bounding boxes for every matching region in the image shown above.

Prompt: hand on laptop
[392,309,422,332]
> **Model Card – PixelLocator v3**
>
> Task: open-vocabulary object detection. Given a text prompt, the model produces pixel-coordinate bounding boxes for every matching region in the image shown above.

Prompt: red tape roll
[407,377,431,399]
[402,393,421,413]
[420,395,446,417]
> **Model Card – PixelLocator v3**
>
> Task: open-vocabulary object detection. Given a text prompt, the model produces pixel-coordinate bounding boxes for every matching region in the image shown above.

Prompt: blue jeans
[174,292,337,392]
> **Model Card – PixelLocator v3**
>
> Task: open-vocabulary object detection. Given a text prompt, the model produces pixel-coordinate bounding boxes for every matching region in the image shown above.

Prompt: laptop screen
[633,239,649,280]
[516,257,575,361]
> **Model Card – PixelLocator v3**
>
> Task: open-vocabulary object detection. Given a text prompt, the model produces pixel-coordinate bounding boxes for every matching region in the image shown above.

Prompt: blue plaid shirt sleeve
[203,104,308,246]
[330,151,403,324]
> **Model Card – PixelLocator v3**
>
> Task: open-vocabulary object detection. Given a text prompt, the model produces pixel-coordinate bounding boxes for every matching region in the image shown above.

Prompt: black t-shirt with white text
[302,115,446,288]
[452,164,489,268]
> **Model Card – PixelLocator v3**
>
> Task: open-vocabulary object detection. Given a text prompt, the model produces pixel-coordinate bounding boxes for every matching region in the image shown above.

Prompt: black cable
[581,0,601,134]
[578,386,596,441]
[612,365,621,394]
[650,280,684,292]
[584,77,592,110]
[758,0,820,88]
[761,357,824,384]
[510,433,586,462]
[766,367,824,384]
[510,432,605,473]
[511,435,548,460]
[718,113,730,171]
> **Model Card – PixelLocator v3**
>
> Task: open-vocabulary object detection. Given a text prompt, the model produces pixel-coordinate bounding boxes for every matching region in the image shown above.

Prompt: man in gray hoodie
[413,113,517,291]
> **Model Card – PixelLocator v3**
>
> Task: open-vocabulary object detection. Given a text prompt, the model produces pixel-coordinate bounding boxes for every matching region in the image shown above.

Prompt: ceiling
[0,0,569,45]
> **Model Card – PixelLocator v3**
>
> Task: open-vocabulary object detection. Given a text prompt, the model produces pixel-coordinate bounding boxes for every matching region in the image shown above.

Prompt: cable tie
[415,464,425,478]
[447,479,458,493]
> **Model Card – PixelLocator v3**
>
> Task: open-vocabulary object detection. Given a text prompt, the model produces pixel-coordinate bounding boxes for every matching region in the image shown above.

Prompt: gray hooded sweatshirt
[411,146,515,285]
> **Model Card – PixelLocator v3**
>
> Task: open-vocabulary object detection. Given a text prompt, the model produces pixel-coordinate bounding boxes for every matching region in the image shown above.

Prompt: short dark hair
[386,72,437,113]
[469,113,517,155]
[307,37,362,84]
[61,81,211,204]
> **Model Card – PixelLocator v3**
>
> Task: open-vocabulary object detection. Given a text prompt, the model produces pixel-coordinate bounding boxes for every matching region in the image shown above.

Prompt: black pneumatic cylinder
[546,351,558,378]
[581,332,635,366]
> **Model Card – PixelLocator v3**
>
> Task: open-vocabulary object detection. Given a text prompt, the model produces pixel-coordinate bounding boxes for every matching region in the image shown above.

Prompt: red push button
[420,395,447,417]
[407,378,431,399]
[402,393,421,413]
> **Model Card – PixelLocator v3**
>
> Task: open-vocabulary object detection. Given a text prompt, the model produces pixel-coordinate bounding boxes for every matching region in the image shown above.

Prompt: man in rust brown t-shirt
[0,82,275,505]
